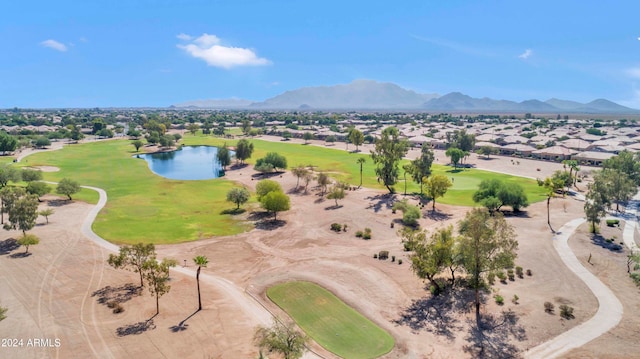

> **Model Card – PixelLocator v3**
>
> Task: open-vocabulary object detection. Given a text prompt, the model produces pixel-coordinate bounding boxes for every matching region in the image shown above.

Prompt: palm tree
[357,157,366,188]
[193,255,209,311]
[402,164,412,196]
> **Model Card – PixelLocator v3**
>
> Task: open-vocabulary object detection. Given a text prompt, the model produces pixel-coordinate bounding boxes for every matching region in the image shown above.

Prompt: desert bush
[507,269,515,281]
[526,269,532,276]
[606,219,620,227]
[113,303,124,314]
[363,227,372,240]
[515,266,524,278]
[378,251,389,260]
[355,230,363,238]
[402,206,421,226]
[559,304,574,319]
[330,223,342,232]
[496,271,507,283]
[391,255,396,262]
[398,259,403,265]
[373,253,378,259]
[487,272,496,285]
[343,224,348,232]
[544,301,555,314]
[107,301,118,308]
[630,272,640,287]
[494,295,504,305]
[512,294,519,304]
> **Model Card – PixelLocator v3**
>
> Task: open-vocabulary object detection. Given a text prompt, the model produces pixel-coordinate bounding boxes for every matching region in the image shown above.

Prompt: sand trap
[30,166,60,172]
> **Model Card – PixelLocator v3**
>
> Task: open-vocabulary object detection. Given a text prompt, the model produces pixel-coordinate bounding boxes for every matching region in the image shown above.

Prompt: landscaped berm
[267,281,395,359]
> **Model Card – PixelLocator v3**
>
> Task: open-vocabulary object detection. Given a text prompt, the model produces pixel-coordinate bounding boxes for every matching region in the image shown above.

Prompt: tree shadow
[92,283,142,305]
[0,238,19,255]
[251,172,282,179]
[425,211,453,221]
[394,285,473,341]
[324,204,343,210]
[169,309,200,333]
[254,219,287,230]
[220,208,246,215]
[116,317,156,337]
[230,163,249,170]
[46,199,72,207]
[10,251,32,258]
[500,210,531,219]
[590,234,624,252]
[314,196,326,204]
[365,193,397,213]
[462,310,527,359]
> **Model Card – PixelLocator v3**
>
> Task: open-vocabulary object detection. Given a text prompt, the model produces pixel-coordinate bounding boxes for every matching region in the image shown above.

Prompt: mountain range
[172,80,638,113]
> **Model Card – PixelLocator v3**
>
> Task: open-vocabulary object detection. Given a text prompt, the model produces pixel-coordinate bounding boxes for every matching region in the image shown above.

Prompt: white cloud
[177,33,271,69]
[176,33,192,41]
[40,39,68,52]
[518,49,533,60]
[626,67,640,79]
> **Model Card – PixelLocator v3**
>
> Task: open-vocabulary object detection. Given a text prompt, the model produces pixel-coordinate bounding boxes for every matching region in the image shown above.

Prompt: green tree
[186,123,200,136]
[411,144,435,194]
[68,125,84,142]
[584,171,612,233]
[327,185,346,206]
[17,233,39,253]
[39,208,54,224]
[600,169,636,212]
[392,199,421,226]
[241,119,252,136]
[235,139,255,165]
[424,174,452,211]
[56,178,80,200]
[316,172,330,196]
[447,129,476,154]
[256,180,283,201]
[107,243,156,287]
[34,136,51,148]
[291,165,309,189]
[477,146,498,159]
[302,132,314,144]
[603,150,640,185]
[4,193,39,235]
[261,191,290,221]
[408,226,456,294]
[255,152,287,172]
[402,163,413,196]
[457,209,517,328]
[217,144,231,170]
[226,187,250,209]
[445,147,465,168]
[26,181,50,201]
[132,139,144,152]
[473,179,529,213]
[0,132,18,155]
[159,134,175,148]
[21,168,43,182]
[143,258,171,316]
[193,255,208,311]
[0,186,24,224]
[370,127,409,193]
[348,129,364,151]
[356,157,366,188]
[0,165,20,188]
[254,320,308,359]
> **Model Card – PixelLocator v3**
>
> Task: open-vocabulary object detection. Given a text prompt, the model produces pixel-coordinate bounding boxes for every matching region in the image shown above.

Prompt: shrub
[496,271,507,283]
[364,227,372,235]
[402,206,421,226]
[526,269,532,276]
[487,272,496,285]
[355,231,363,238]
[507,269,515,281]
[512,294,519,304]
[494,295,504,305]
[559,304,574,319]
[515,266,524,278]
[343,224,348,232]
[630,272,640,287]
[330,223,342,232]
[373,253,378,259]
[378,251,389,260]
[398,259,403,265]
[606,219,620,227]
[363,232,371,240]
[391,255,396,262]
[113,303,124,314]
[544,301,555,314]
[107,301,118,309]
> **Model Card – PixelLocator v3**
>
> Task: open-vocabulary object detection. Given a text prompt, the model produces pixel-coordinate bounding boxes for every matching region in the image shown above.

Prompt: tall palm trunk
[196,266,202,310]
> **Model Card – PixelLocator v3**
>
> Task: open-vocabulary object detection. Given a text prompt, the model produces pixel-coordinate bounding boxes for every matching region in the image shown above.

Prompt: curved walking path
[525,215,627,358]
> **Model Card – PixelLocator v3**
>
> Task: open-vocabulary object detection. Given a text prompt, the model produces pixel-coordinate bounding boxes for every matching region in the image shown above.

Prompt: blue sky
[2,0,640,108]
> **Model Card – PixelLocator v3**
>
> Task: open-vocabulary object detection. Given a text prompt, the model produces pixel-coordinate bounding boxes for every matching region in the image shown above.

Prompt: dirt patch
[29,165,60,172]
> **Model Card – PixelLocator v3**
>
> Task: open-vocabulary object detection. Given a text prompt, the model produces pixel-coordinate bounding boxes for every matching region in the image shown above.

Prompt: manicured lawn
[182,134,547,206]
[23,141,254,244]
[267,281,394,359]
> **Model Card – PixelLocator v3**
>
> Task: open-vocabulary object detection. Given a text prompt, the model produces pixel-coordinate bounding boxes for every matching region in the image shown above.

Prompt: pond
[135,146,230,180]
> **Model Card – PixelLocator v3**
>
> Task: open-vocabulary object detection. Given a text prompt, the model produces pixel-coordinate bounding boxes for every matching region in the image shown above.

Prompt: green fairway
[24,141,254,244]
[22,136,546,244]
[267,281,394,359]
[182,134,547,206]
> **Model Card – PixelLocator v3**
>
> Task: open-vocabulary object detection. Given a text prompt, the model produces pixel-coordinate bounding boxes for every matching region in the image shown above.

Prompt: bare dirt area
[1,144,638,359]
